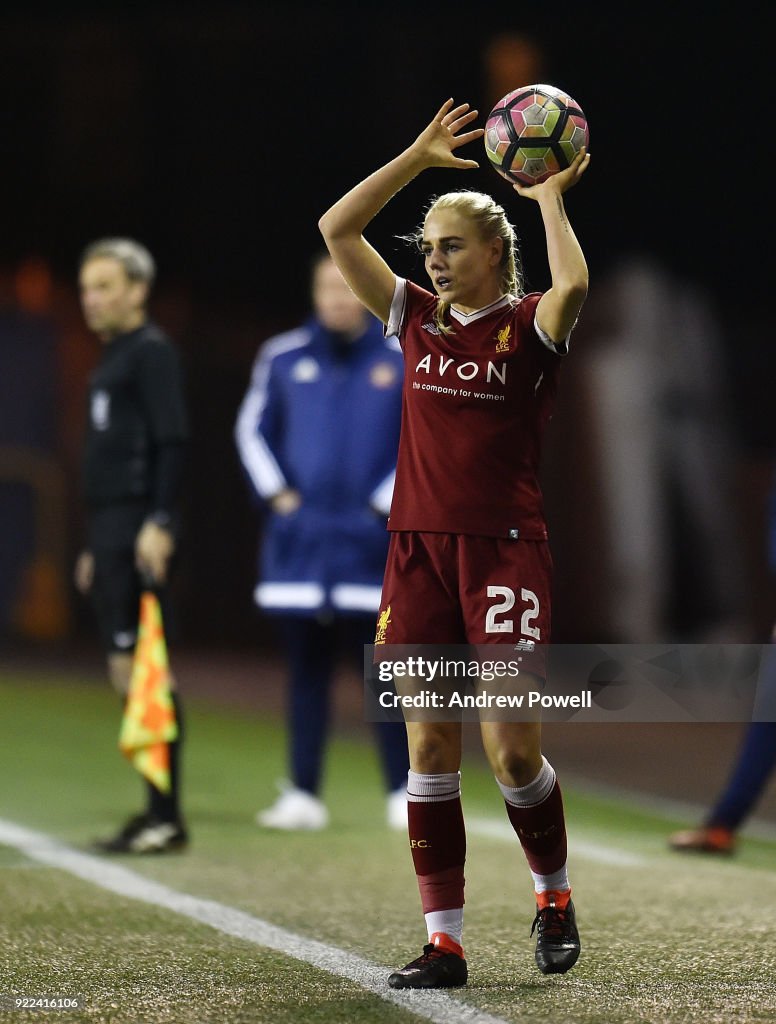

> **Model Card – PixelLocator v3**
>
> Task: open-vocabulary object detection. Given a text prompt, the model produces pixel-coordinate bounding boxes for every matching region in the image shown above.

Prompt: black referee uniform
[84,319,189,844]
[84,320,188,647]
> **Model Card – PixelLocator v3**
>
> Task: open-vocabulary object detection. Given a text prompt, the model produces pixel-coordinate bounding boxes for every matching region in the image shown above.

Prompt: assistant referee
[74,237,189,854]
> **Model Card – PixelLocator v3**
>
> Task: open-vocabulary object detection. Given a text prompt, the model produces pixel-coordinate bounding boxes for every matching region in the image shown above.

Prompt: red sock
[407,773,466,915]
[504,779,567,876]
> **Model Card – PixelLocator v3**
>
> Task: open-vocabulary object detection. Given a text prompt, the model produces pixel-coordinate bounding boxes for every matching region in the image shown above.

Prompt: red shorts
[374,531,552,647]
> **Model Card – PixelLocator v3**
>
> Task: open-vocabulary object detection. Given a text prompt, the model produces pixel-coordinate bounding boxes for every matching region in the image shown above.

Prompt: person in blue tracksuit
[670,475,776,854]
[235,253,409,830]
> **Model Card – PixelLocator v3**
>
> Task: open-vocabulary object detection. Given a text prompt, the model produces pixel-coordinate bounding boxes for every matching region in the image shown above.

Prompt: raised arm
[514,149,591,343]
[318,100,484,324]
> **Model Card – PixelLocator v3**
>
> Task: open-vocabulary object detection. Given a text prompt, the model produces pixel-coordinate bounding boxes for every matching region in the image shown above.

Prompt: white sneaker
[387,786,408,830]
[256,783,329,831]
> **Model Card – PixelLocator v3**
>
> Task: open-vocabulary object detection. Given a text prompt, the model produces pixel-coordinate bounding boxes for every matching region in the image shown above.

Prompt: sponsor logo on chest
[291,357,320,382]
[414,353,507,386]
[370,361,398,389]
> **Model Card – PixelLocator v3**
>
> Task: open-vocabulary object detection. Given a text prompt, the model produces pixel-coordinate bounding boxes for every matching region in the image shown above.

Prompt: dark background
[3,4,770,305]
[1,2,773,651]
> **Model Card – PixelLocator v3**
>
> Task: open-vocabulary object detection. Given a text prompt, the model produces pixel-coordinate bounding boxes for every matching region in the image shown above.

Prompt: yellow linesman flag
[119,591,178,793]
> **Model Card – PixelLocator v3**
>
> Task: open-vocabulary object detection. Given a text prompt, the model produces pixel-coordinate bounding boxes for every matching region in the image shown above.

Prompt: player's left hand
[135,521,175,584]
[513,147,590,200]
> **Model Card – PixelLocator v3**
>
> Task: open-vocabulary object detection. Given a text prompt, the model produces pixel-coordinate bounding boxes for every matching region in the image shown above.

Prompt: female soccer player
[319,99,590,988]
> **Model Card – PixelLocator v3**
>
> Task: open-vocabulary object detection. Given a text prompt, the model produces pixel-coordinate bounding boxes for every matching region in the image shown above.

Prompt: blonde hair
[406,191,523,335]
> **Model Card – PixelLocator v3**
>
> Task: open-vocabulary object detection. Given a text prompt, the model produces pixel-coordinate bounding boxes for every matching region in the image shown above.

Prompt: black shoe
[93,813,188,854]
[388,943,468,989]
[531,894,580,975]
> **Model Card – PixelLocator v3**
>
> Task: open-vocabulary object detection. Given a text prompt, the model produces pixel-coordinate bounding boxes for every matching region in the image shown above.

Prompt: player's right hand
[411,100,484,171]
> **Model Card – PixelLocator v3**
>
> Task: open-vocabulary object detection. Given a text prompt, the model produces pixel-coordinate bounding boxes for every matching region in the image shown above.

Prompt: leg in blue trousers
[670,644,776,853]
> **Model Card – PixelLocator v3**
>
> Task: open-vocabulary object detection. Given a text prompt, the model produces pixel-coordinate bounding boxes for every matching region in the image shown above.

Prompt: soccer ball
[484,84,589,187]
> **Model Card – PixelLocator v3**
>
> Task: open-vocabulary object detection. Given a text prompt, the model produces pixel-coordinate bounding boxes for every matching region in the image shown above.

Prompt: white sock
[407,769,461,803]
[425,908,464,946]
[531,865,569,894]
[496,756,555,807]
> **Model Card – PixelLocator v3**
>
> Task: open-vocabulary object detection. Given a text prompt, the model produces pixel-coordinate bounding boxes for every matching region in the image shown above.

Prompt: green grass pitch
[1,669,775,1023]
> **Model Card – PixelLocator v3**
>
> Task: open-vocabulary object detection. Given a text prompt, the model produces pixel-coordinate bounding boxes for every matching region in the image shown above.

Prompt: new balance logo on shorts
[515,639,536,652]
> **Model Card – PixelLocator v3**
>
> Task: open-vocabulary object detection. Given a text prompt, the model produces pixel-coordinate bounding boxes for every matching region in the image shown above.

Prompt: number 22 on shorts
[485,585,540,638]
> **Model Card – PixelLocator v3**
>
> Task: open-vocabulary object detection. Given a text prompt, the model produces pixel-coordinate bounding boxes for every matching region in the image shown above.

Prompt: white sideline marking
[0,819,509,1024]
[467,815,648,867]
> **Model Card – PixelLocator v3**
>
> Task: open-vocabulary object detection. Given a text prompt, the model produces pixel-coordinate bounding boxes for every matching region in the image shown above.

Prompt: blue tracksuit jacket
[235,316,403,616]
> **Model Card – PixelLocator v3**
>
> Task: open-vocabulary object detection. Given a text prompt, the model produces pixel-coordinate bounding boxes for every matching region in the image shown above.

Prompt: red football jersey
[386,277,568,539]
